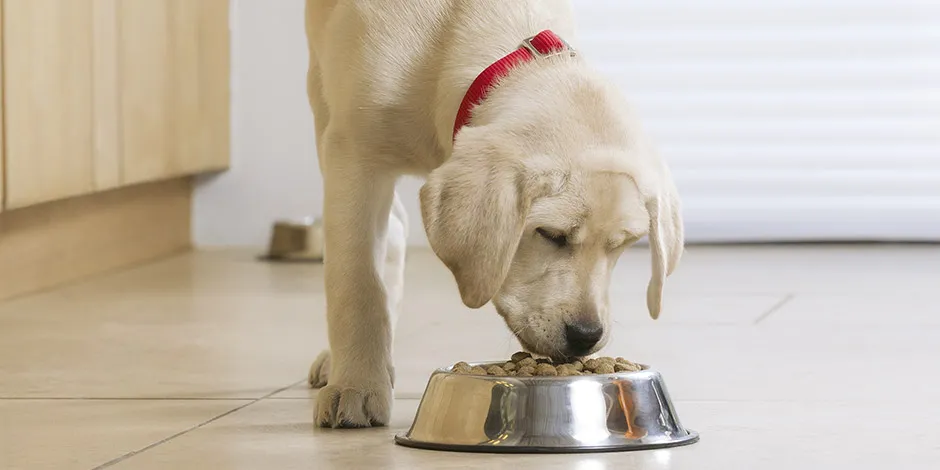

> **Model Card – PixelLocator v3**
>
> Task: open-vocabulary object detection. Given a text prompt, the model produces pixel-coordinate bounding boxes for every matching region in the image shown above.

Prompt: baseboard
[0,178,192,301]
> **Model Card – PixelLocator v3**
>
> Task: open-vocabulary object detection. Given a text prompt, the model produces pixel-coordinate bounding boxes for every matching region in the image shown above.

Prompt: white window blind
[573,0,940,241]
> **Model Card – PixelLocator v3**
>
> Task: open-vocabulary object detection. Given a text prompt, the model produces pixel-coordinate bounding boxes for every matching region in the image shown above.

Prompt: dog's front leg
[308,190,407,392]
[314,154,397,428]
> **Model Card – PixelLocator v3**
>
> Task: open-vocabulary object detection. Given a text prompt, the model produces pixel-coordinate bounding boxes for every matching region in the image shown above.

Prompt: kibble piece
[452,355,640,377]
[518,357,537,368]
[617,357,641,369]
[614,363,640,373]
[511,351,532,362]
[624,360,642,370]
[535,363,558,376]
[596,356,616,366]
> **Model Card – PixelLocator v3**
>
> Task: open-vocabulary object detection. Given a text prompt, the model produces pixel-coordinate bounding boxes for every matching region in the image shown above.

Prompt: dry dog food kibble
[517,357,537,368]
[451,352,642,377]
[510,351,531,362]
[535,363,558,376]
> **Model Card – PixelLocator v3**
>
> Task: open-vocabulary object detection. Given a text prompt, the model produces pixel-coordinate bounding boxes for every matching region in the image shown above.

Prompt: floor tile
[607,293,786,325]
[104,398,419,470]
[0,252,327,399]
[602,325,940,403]
[0,291,324,398]
[0,399,246,470]
[104,398,938,470]
[762,293,940,326]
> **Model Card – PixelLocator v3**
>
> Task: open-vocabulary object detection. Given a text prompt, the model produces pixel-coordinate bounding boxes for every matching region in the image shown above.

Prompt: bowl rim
[394,430,700,454]
[434,360,656,380]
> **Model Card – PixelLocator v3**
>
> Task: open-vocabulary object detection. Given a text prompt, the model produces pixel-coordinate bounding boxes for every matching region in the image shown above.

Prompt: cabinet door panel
[118,0,171,184]
[91,0,122,191]
[119,0,229,185]
[1,0,5,211]
[3,0,96,208]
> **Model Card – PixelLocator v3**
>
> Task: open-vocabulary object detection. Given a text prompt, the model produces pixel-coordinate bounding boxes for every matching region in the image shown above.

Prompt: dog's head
[420,114,683,360]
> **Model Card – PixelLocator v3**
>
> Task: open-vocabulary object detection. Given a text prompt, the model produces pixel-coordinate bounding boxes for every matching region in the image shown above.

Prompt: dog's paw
[308,350,331,388]
[314,379,392,428]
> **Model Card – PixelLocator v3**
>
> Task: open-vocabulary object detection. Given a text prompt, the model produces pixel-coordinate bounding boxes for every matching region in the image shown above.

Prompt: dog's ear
[645,164,684,320]
[420,130,532,309]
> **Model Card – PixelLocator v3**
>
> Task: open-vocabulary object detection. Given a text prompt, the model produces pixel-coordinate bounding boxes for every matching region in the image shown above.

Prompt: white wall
[195,0,426,247]
[196,0,940,247]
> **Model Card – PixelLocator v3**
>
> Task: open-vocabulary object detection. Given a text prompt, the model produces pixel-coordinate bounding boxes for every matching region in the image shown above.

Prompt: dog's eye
[536,228,568,248]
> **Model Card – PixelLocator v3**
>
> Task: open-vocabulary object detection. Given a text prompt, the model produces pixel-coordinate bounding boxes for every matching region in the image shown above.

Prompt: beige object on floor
[262,218,325,262]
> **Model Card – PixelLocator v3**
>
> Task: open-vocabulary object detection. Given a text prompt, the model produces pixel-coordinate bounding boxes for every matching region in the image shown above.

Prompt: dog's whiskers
[506,322,532,351]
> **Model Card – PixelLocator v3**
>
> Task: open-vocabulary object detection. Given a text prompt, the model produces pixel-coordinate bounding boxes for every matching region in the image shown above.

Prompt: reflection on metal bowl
[395,363,698,453]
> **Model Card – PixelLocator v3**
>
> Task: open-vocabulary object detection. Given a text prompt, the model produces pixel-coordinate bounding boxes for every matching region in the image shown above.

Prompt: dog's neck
[450,31,575,141]
[437,51,590,151]
[436,54,632,170]
[430,3,579,156]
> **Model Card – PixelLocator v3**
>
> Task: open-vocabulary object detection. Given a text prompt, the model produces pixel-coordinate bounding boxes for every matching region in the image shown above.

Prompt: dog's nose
[565,321,604,356]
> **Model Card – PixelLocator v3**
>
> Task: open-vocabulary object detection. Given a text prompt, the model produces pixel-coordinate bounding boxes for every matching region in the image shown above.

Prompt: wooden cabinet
[0,0,229,209]
[0,2,4,211]
[119,0,230,185]
[2,0,97,208]
[91,0,122,191]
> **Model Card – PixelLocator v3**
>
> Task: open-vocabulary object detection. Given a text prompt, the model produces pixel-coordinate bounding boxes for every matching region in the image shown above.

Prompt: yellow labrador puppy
[305,0,684,428]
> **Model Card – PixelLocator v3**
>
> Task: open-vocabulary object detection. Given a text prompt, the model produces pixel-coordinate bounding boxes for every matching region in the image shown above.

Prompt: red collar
[452,30,576,140]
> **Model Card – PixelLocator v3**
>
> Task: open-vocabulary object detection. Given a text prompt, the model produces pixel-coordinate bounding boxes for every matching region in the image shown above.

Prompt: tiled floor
[1,245,938,469]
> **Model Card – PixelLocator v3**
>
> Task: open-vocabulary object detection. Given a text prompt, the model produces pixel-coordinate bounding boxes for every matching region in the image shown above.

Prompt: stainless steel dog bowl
[395,363,698,453]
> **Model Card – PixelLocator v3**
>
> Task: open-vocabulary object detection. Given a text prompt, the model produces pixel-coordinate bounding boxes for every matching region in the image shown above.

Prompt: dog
[304,0,684,428]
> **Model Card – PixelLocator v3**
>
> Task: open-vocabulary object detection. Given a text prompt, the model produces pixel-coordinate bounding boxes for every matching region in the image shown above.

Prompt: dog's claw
[314,381,392,428]
[310,351,393,428]
[309,350,331,388]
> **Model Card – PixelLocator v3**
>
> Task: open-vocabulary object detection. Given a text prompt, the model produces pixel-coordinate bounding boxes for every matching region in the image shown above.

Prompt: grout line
[90,380,304,470]
[753,293,796,325]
